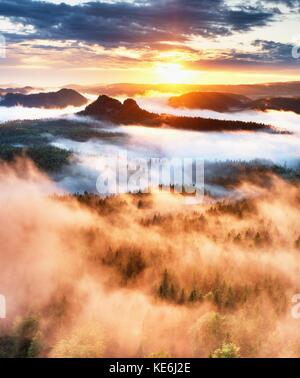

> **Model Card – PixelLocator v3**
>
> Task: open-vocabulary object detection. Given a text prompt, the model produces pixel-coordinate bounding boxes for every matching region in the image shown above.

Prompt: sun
[155,63,195,84]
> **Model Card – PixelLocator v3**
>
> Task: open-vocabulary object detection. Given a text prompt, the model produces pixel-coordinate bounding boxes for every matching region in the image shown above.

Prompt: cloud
[1,0,298,77]
[252,39,298,64]
[0,0,279,47]
[226,5,280,31]
[183,38,300,69]
[263,0,300,7]
[0,105,87,122]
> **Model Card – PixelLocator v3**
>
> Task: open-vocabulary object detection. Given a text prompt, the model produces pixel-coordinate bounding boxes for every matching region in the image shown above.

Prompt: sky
[0,0,300,86]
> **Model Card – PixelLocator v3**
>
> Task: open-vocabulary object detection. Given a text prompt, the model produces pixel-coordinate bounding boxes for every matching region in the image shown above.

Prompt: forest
[0,171,299,358]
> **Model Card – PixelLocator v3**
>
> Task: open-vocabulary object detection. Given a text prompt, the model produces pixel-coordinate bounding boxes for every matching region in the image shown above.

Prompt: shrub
[210,342,240,358]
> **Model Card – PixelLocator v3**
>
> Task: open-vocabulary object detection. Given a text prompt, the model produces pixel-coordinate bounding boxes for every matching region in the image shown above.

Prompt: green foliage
[201,312,227,342]
[57,192,292,313]
[0,144,71,172]
[0,315,41,358]
[13,315,41,358]
[0,118,126,174]
[295,236,300,249]
[159,270,170,299]
[102,247,146,282]
[158,270,177,301]
[147,350,171,358]
[0,335,16,358]
[191,312,228,356]
[189,289,198,303]
[204,160,300,190]
[164,114,273,133]
[50,323,104,358]
[25,146,71,172]
[210,342,240,358]
[0,119,123,145]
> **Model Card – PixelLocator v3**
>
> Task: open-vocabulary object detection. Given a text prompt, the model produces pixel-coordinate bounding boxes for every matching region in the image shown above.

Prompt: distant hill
[168,92,250,112]
[0,88,88,109]
[68,81,300,98]
[249,97,300,114]
[168,91,300,114]
[0,86,35,96]
[79,94,278,133]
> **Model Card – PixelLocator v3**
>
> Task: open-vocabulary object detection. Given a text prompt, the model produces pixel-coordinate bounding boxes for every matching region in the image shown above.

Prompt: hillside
[168,92,250,112]
[250,97,300,114]
[169,91,300,115]
[79,94,277,133]
[0,88,88,109]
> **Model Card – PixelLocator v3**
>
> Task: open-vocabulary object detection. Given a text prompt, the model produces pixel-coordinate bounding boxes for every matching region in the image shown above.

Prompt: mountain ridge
[0,88,88,109]
[169,91,300,114]
[79,94,280,133]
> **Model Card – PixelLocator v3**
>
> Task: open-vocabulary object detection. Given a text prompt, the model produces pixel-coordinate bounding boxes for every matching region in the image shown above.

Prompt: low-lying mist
[0,159,300,357]
[0,105,87,123]
[136,94,300,135]
[48,110,300,194]
[1,95,300,195]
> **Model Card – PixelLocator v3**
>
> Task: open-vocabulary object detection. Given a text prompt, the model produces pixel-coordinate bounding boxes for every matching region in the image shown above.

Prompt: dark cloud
[252,39,300,65]
[185,39,300,70]
[262,0,300,6]
[0,0,279,47]
[227,6,280,31]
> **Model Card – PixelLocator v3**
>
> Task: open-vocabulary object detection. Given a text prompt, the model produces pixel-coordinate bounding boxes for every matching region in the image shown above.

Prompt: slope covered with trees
[80,95,278,133]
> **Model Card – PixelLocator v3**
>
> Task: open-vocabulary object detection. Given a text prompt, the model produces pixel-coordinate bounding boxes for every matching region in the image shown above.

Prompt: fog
[1,97,300,195]
[120,125,300,163]
[47,113,300,195]
[0,160,300,357]
[122,96,300,166]
[1,97,300,358]
[0,105,87,123]
[136,94,300,135]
